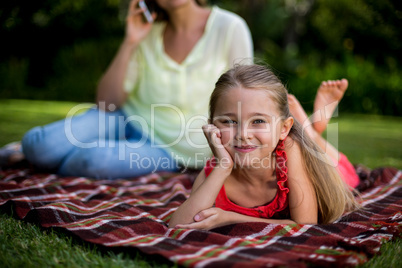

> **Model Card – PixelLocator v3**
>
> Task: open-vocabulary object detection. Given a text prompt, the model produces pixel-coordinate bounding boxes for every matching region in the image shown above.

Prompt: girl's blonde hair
[209,64,360,224]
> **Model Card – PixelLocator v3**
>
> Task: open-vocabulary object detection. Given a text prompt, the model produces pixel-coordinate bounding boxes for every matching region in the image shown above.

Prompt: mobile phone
[138,0,154,23]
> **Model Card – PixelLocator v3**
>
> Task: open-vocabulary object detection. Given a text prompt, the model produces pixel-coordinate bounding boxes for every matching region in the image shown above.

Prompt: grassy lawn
[0,99,401,267]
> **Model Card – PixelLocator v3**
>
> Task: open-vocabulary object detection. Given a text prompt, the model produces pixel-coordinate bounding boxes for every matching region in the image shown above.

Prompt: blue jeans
[22,107,178,179]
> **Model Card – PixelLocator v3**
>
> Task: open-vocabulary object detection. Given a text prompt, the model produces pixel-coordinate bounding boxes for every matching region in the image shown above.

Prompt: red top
[204,139,290,219]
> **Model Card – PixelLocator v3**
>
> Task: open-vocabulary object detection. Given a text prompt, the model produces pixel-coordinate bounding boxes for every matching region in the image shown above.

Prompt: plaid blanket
[0,165,401,267]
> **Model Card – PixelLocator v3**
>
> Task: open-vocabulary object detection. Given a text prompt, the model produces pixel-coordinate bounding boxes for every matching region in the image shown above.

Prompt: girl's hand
[202,124,233,170]
[124,0,156,45]
[174,208,232,230]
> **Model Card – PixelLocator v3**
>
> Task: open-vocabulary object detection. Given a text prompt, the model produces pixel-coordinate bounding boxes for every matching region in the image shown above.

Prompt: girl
[169,64,360,229]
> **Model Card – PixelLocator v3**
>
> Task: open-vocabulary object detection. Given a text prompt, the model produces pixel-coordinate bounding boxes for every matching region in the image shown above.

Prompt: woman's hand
[202,124,233,170]
[124,0,156,45]
[174,207,233,230]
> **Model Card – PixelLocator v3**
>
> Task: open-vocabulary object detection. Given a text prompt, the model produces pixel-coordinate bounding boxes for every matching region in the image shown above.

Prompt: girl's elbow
[168,211,189,228]
[293,217,318,225]
[168,214,180,228]
[168,222,177,228]
[291,213,318,225]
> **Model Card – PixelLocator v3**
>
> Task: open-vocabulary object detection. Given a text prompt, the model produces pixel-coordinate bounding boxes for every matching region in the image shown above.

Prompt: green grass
[327,113,402,169]
[0,99,401,267]
[0,211,174,268]
[0,99,89,145]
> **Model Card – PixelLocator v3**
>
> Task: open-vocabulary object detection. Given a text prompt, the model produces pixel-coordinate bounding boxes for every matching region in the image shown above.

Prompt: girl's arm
[169,167,231,228]
[175,142,318,231]
[285,138,318,224]
[169,124,233,228]
[172,137,318,229]
[175,207,296,230]
[173,139,318,229]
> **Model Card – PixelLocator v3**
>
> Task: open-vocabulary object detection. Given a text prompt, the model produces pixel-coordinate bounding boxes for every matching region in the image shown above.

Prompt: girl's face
[212,87,293,168]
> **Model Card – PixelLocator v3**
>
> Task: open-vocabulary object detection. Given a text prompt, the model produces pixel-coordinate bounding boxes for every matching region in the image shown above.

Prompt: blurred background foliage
[1,0,401,115]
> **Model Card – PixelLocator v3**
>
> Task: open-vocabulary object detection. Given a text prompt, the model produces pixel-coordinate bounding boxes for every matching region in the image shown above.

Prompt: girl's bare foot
[312,79,348,134]
[288,94,316,139]
[288,94,340,164]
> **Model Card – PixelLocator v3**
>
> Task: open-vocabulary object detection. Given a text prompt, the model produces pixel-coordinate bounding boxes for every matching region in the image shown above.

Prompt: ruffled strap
[275,139,289,194]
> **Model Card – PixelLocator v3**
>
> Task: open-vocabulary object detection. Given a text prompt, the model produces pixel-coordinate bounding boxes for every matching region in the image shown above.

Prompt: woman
[19,0,253,179]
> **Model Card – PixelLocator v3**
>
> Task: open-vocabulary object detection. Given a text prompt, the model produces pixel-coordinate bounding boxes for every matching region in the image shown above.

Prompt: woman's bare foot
[0,141,25,166]
[312,79,348,134]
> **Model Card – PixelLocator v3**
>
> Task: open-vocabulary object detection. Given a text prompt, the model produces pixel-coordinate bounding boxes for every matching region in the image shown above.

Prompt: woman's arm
[96,0,154,109]
[96,41,136,109]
